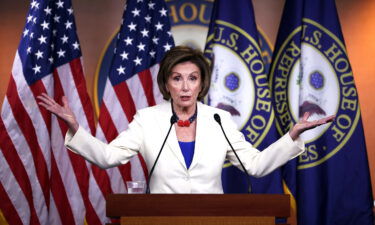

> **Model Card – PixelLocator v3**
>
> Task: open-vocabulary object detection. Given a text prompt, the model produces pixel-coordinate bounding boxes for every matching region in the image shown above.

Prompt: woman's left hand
[289,112,335,140]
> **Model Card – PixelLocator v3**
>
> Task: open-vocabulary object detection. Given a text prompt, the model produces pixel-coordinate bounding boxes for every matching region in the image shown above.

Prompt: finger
[61,96,69,108]
[38,93,56,106]
[302,111,311,121]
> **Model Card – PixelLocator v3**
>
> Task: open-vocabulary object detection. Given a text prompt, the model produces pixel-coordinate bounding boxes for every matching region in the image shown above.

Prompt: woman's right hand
[37,93,79,133]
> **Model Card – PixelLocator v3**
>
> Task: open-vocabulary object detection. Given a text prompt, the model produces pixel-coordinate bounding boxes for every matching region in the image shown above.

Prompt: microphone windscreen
[214,113,221,124]
[170,114,178,124]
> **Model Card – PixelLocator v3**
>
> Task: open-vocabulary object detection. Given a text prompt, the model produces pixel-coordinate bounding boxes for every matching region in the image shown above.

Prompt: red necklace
[172,104,198,127]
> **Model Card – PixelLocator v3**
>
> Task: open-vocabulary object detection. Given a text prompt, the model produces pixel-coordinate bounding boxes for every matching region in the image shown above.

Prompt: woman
[37,46,334,193]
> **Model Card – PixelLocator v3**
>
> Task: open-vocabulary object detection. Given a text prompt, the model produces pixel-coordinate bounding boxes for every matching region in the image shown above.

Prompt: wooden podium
[106,194,290,225]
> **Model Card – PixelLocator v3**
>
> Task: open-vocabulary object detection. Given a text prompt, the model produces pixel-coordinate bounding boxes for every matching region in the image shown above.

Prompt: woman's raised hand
[37,93,79,133]
[289,112,335,140]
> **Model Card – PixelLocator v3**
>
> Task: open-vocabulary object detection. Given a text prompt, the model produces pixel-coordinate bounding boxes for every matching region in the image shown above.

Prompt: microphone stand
[214,113,252,193]
[146,115,177,194]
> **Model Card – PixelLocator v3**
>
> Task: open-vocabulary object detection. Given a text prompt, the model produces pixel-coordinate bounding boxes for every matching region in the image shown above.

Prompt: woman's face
[166,61,202,111]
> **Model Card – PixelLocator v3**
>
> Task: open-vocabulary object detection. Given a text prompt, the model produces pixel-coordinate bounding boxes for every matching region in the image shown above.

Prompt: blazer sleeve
[222,111,305,177]
[64,112,144,169]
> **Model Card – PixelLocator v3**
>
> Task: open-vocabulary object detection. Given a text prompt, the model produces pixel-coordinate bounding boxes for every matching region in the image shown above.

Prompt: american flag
[0,0,102,225]
[93,0,174,205]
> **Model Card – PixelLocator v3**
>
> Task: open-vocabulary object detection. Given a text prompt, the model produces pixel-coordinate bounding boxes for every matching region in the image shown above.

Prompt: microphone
[214,113,252,193]
[146,115,177,194]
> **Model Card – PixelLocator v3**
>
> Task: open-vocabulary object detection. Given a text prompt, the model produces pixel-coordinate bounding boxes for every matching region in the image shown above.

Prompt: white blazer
[65,101,304,193]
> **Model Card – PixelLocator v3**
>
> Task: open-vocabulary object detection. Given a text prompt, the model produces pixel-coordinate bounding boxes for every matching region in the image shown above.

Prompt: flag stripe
[52,68,95,225]
[0,182,22,225]
[0,118,39,225]
[113,82,136,123]
[138,70,156,106]
[66,59,103,223]
[6,76,50,214]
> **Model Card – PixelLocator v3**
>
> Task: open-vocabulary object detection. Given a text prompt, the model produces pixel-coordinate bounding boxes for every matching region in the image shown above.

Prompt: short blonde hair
[157,46,211,101]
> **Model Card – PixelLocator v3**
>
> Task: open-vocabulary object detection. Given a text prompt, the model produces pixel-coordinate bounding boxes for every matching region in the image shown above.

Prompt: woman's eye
[189,75,198,81]
[173,76,181,81]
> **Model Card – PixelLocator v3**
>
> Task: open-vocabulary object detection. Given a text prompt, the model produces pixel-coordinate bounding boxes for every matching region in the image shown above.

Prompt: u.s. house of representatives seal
[270,18,360,169]
[205,20,274,147]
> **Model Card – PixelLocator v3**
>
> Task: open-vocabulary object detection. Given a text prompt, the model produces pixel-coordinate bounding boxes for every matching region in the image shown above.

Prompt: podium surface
[106,194,290,225]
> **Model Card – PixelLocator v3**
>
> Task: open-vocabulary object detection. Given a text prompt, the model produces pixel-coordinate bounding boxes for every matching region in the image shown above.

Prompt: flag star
[131,8,140,17]
[30,32,34,39]
[167,31,172,37]
[31,1,39,9]
[163,43,172,51]
[65,20,73,29]
[145,15,151,23]
[150,50,156,58]
[120,51,128,60]
[44,6,52,15]
[41,20,49,30]
[155,22,163,31]
[35,50,44,59]
[72,41,80,49]
[137,42,146,51]
[27,47,32,54]
[54,15,60,23]
[128,22,137,31]
[32,17,37,24]
[148,2,155,9]
[32,64,41,74]
[61,35,69,44]
[57,49,66,58]
[27,15,33,23]
[137,0,143,2]
[52,29,58,36]
[23,29,29,37]
[140,29,149,37]
[56,0,64,8]
[38,35,47,44]
[159,8,167,17]
[124,36,133,45]
[51,44,55,50]
[48,57,54,63]
[67,7,73,15]
[133,57,142,65]
[152,36,159,44]
[117,65,126,75]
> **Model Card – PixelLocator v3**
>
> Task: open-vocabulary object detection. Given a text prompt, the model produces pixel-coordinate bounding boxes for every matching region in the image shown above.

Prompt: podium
[106,194,290,225]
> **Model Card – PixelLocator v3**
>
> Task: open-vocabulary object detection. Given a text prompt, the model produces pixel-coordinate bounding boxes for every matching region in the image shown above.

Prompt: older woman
[37,46,334,193]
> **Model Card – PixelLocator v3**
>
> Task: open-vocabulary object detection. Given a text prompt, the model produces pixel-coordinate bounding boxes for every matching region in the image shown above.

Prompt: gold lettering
[226,32,238,48]
[240,44,258,64]
[257,88,270,98]
[251,115,266,130]
[341,97,357,111]
[180,3,198,22]
[331,124,345,142]
[340,71,354,85]
[198,4,210,24]
[213,27,224,42]
[245,125,259,142]
[169,5,179,23]
[250,59,264,75]
[255,99,271,112]
[310,30,322,46]
[324,43,343,63]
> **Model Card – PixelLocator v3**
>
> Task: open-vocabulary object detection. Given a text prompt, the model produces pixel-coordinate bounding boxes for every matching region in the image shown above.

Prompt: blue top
[178,141,195,169]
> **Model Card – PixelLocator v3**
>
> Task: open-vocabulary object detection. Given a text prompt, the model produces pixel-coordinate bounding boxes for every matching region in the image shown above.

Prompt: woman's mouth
[180,96,191,101]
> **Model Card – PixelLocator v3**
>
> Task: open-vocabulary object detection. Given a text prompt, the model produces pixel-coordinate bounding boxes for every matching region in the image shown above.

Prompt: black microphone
[146,115,177,194]
[214,113,252,193]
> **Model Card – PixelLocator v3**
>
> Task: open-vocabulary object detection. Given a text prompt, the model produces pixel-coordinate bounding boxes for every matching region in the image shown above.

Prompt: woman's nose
[182,80,189,91]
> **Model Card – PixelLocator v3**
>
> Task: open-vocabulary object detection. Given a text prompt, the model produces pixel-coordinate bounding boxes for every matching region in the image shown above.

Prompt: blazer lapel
[155,101,187,169]
[189,102,210,170]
